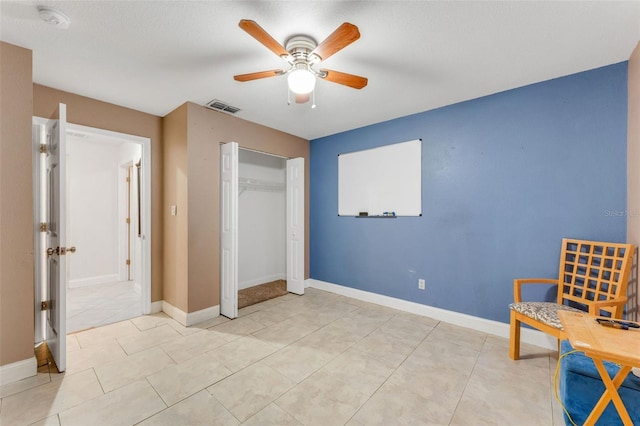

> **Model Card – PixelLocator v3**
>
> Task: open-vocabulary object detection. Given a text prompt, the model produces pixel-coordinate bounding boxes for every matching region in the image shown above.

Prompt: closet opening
[220,141,304,319]
[237,148,287,309]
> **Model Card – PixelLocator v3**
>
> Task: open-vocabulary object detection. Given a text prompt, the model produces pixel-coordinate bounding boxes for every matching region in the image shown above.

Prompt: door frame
[33,122,47,344]
[33,118,152,343]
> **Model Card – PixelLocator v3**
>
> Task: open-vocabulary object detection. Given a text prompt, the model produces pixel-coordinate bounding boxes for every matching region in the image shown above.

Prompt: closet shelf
[239,177,285,194]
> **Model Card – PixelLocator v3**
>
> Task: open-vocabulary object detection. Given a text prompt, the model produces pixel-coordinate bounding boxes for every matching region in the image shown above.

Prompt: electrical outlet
[418,279,425,290]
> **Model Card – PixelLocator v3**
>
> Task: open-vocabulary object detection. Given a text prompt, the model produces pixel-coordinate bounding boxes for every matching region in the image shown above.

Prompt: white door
[220,142,239,319]
[286,158,305,295]
[45,103,68,372]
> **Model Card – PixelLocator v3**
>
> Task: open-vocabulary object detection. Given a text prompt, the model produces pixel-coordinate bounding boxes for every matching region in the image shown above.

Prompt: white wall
[67,137,141,288]
[238,150,286,289]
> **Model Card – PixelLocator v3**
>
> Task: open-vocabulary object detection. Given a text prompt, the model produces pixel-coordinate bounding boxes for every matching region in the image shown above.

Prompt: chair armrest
[513,278,559,303]
[589,297,628,317]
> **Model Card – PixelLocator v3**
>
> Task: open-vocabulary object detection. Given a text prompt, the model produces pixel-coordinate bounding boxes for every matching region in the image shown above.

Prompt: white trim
[69,274,120,288]
[150,300,163,314]
[239,273,286,290]
[161,301,187,325]
[0,357,37,386]
[161,301,221,327]
[33,121,47,344]
[186,305,221,327]
[306,279,556,350]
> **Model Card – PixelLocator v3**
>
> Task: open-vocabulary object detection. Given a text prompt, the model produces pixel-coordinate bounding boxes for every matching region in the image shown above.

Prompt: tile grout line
[446,333,488,425]
[341,314,442,426]
[250,299,376,425]
[207,387,244,424]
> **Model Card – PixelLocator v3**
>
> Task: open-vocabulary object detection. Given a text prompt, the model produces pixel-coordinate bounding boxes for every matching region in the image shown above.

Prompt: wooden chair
[509,238,635,360]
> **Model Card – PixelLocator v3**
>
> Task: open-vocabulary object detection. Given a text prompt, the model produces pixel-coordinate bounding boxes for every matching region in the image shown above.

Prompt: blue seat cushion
[559,340,640,425]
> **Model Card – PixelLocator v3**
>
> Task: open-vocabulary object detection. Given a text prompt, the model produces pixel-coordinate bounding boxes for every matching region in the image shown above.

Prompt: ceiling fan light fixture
[288,68,315,95]
[234,20,366,102]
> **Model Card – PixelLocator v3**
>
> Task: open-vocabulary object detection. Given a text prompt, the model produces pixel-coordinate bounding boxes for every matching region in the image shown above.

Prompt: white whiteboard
[338,139,422,216]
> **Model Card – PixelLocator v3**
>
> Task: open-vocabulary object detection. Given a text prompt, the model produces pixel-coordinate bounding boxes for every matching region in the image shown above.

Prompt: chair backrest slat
[557,238,634,317]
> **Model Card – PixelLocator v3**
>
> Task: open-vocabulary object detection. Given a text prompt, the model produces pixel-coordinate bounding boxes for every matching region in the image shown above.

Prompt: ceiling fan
[233,19,368,104]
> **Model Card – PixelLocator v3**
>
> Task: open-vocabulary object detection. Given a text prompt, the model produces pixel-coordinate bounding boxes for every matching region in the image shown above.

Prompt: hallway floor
[67,281,141,333]
[2,288,564,425]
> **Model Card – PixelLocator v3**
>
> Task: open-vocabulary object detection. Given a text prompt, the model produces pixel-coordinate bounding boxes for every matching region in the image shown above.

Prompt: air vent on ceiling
[205,99,241,114]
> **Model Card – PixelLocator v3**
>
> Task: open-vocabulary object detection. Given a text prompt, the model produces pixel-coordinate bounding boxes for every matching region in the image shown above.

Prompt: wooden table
[558,310,640,426]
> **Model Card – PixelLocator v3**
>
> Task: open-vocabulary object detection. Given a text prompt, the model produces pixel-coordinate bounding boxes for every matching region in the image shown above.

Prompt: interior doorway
[237,149,287,308]
[33,114,152,371]
[65,133,143,333]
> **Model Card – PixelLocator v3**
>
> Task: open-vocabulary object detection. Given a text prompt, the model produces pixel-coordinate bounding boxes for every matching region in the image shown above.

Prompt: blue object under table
[559,339,640,425]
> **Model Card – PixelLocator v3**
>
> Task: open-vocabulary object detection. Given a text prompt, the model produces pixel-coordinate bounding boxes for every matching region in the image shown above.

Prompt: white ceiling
[1,1,639,140]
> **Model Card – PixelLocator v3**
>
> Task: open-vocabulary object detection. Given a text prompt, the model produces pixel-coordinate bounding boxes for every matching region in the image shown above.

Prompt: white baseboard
[306,279,556,351]
[161,301,221,327]
[69,273,119,288]
[239,273,286,290]
[161,301,187,325]
[150,300,163,314]
[0,356,37,386]
[186,304,220,326]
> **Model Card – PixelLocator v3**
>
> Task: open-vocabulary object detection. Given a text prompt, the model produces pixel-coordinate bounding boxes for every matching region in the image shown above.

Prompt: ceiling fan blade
[320,69,368,89]
[311,22,360,61]
[234,70,283,82]
[239,19,289,58]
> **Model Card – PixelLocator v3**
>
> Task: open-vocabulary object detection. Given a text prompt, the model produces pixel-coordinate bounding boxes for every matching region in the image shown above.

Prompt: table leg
[583,359,633,426]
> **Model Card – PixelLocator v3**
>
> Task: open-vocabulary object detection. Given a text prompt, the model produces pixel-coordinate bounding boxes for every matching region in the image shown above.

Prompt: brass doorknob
[46,246,76,256]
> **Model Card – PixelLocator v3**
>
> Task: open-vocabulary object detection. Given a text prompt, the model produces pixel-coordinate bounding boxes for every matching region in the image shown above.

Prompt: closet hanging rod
[238,177,285,193]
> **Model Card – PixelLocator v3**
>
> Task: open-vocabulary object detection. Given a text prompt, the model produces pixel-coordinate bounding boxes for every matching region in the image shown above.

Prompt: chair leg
[509,310,521,360]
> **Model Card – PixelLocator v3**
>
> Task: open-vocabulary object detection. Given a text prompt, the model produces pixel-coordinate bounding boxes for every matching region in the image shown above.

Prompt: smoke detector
[37,6,71,29]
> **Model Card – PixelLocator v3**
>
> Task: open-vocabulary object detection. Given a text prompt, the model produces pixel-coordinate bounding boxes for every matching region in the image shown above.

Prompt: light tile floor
[67,281,142,333]
[1,288,565,425]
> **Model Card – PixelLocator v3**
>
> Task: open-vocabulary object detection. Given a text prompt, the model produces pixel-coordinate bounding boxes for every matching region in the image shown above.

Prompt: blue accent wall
[310,62,628,324]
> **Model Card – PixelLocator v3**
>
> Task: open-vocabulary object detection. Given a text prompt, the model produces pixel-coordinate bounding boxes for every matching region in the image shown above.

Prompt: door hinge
[126,259,131,265]
[126,177,130,183]
[39,144,47,154]
[41,300,50,311]
[126,218,130,224]
[40,222,47,232]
